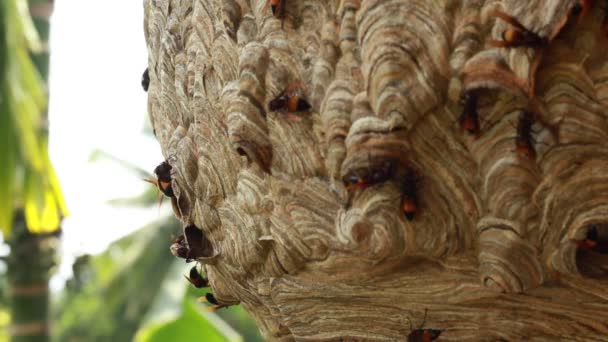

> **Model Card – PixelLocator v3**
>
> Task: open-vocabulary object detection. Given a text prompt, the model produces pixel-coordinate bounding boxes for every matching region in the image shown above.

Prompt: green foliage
[134,261,247,342]
[0,0,67,237]
[54,216,263,342]
[53,217,181,342]
[211,304,264,342]
[0,308,8,342]
[134,299,234,342]
[182,286,263,342]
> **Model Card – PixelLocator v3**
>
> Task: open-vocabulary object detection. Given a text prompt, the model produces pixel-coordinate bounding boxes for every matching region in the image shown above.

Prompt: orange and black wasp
[270,0,286,19]
[458,91,480,137]
[185,265,209,288]
[343,160,396,191]
[406,309,442,342]
[145,160,174,198]
[572,224,608,254]
[515,111,537,160]
[142,68,150,92]
[488,11,548,48]
[573,0,594,22]
[170,226,208,262]
[199,293,229,311]
[268,83,311,114]
[400,170,420,221]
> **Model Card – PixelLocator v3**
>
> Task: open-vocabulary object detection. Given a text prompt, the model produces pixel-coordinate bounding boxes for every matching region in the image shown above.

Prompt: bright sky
[47,1,168,290]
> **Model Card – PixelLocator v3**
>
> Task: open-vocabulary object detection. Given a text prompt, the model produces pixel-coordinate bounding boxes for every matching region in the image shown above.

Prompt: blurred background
[0,1,262,341]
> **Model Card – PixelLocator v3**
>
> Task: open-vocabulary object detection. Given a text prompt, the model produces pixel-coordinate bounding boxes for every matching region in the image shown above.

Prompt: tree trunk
[7,212,58,342]
[143,0,608,340]
[7,1,57,341]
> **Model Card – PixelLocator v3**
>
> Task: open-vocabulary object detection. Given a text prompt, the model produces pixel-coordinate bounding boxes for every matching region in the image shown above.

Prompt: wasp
[572,224,608,254]
[342,160,396,191]
[170,234,193,262]
[573,0,594,22]
[400,170,420,221]
[185,265,209,288]
[144,161,174,198]
[268,83,311,114]
[142,68,150,92]
[488,11,548,48]
[270,0,286,19]
[406,309,442,342]
[170,226,209,262]
[199,293,229,311]
[458,91,481,137]
[515,111,537,160]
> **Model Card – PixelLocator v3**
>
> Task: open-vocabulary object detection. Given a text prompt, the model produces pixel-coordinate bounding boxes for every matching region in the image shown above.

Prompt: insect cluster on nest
[170,226,233,311]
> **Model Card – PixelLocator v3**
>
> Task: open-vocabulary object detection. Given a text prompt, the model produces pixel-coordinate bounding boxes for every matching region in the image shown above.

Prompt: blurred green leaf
[137,260,190,327]
[0,0,66,237]
[134,299,239,342]
[53,217,182,342]
[0,308,9,342]
[5,14,46,171]
[45,149,69,216]
[0,98,16,236]
[137,260,243,342]
[89,149,161,207]
[184,286,264,342]
[211,305,264,342]
[13,0,42,52]
[24,169,59,233]
[89,149,153,179]
[106,186,160,208]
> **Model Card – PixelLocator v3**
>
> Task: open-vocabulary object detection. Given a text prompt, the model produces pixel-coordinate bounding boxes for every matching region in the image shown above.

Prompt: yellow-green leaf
[24,170,61,234]
[47,162,69,218]
[0,97,16,238]
[14,0,42,52]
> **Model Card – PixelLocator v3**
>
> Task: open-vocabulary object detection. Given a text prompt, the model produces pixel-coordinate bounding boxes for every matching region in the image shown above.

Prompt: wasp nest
[144,0,608,340]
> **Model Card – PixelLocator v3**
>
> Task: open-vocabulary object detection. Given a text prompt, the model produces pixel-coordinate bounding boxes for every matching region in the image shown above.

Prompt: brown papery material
[144,0,608,340]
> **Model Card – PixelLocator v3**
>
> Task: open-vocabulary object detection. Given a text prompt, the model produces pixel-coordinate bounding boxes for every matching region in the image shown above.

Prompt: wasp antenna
[143,178,159,186]
[419,309,429,329]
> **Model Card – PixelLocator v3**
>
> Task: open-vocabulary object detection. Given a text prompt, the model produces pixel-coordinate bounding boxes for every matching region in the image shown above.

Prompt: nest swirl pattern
[144,0,608,340]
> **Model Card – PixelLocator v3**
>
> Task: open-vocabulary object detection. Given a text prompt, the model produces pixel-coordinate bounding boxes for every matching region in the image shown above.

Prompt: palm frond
[0,0,67,237]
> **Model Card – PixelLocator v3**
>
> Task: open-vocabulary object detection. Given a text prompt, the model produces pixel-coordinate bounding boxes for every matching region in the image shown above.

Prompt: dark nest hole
[184,225,215,259]
[576,224,608,279]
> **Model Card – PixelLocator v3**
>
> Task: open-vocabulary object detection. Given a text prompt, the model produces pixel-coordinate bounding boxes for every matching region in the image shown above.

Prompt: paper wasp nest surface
[144,0,608,340]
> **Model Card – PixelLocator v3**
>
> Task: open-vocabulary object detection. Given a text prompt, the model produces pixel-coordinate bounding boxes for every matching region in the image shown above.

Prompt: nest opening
[236,147,247,156]
[575,224,608,279]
